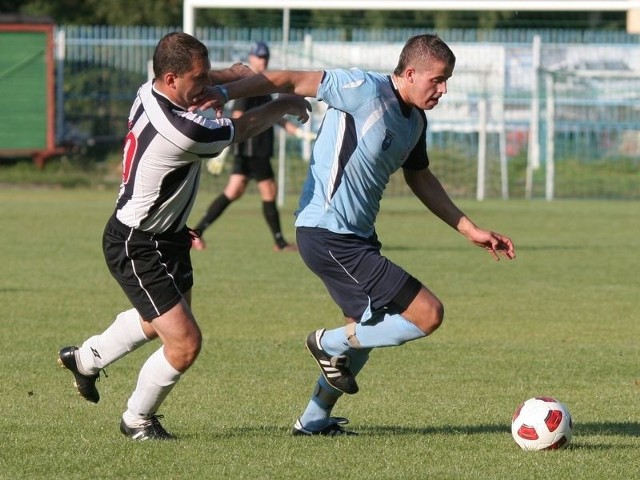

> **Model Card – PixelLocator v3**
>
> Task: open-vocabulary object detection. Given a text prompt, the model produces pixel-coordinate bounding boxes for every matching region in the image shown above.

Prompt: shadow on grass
[191,423,509,439]
[574,421,640,436]
[362,424,509,435]
[364,421,640,437]
[194,421,640,439]
[363,421,640,438]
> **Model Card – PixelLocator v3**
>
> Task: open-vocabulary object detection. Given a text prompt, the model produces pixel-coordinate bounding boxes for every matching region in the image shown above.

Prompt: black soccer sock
[195,194,231,233]
[262,200,288,249]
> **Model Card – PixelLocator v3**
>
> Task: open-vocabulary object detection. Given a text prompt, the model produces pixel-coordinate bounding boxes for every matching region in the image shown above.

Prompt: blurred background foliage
[0,0,628,30]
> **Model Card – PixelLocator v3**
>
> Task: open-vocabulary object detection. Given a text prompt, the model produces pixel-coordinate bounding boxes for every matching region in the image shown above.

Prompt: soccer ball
[511,396,573,451]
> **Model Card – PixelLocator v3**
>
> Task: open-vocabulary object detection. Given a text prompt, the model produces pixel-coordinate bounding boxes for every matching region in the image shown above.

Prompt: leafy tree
[12,0,182,25]
[197,8,284,29]
[0,0,627,30]
[0,0,29,14]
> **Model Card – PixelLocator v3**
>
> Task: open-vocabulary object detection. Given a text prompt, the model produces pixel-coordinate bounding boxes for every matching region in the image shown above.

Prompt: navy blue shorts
[296,227,422,322]
[102,213,193,321]
[231,155,274,181]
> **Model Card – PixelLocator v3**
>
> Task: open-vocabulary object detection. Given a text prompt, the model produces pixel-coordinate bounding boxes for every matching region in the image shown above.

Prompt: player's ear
[163,72,178,89]
[404,66,416,83]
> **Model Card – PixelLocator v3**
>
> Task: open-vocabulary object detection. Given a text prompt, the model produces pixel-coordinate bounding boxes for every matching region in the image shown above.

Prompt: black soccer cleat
[120,415,176,441]
[58,346,101,403]
[306,329,359,394]
[292,417,357,436]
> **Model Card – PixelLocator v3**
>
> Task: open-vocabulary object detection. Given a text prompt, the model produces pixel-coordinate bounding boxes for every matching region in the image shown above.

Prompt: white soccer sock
[123,346,182,424]
[77,308,150,374]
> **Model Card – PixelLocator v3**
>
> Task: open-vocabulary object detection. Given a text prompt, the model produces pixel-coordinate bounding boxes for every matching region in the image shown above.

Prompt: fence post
[277,8,290,207]
[545,71,555,201]
[55,28,65,146]
[526,34,541,199]
[477,93,487,201]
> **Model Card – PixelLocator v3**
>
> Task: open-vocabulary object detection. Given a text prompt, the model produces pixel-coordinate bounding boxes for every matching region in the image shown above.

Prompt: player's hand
[470,229,516,261]
[226,62,254,80]
[278,94,312,124]
[190,86,226,117]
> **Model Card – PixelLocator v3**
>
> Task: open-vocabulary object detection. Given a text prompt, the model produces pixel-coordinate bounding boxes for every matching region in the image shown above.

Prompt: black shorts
[102,213,193,321]
[296,227,422,322]
[231,155,274,181]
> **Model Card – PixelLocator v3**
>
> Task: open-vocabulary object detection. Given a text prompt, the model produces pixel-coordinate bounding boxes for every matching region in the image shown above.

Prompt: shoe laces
[146,415,172,436]
[72,348,107,380]
[324,417,353,436]
[324,424,347,436]
[146,414,164,425]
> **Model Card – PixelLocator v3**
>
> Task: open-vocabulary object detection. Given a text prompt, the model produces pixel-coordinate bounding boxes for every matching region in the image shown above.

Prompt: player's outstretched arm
[208,63,254,85]
[404,167,516,261]
[190,70,324,115]
[232,95,311,144]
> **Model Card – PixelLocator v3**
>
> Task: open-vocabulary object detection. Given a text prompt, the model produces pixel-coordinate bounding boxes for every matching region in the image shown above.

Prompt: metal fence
[56,26,640,199]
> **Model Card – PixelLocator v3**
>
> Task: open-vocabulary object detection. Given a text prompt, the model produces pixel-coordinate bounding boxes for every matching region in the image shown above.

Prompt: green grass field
[1,188,638,479]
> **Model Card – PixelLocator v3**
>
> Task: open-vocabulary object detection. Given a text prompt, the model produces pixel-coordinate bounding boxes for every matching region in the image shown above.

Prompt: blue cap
[249,41,270,59]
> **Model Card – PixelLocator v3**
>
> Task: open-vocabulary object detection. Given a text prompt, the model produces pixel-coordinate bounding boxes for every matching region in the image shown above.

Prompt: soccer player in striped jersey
[57,32,310,440]
[195,34,515,436]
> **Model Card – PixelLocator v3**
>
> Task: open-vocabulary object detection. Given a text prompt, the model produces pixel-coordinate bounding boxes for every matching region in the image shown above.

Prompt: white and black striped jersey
[115,80,234,233]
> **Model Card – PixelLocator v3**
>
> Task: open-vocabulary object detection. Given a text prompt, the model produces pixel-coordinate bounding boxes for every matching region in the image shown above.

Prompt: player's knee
[404,288,444,335]
[184,331,202,366]
[177,345,201,371]
[225,184,247,200]
[431,300,445,332]
[418,298,444,335]
[166,331,202,371]
[226,191,243,201]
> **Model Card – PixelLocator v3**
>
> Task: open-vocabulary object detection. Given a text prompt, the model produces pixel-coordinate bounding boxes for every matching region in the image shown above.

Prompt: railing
[55,26,640,199]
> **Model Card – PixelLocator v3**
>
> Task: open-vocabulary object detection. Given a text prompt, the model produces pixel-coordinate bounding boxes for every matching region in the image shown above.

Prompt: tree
[1,1,627,30]
[14,0,182,26]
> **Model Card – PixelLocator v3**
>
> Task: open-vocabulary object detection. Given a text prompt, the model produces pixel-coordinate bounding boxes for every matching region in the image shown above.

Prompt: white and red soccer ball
[511,396,573,451]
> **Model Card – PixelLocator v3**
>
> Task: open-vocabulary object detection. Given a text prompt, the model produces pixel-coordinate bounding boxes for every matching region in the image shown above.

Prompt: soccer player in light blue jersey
[195,34,516,435]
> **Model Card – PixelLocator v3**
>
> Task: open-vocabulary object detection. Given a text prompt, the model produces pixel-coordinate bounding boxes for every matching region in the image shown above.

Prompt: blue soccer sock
[299,347,371,430]
[299,314,425,430]
[320,327,352,356]
[321,313,426,355]
[352,313,426,348]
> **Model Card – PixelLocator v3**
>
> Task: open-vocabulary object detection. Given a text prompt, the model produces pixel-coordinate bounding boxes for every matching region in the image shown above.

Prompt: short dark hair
[152,32,209,79]
[249,41,270,59]
[393,34,456,76]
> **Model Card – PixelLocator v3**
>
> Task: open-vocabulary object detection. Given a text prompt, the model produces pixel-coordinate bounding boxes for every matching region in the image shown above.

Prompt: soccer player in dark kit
[191,41,302,252]
[57,32,310,440]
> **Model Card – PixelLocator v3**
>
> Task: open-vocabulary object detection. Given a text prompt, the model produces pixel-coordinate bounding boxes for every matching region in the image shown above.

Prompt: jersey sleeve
[170,111,235,157]
[317,68,379,114]
[402,113,429,170]
[139,83,235,159]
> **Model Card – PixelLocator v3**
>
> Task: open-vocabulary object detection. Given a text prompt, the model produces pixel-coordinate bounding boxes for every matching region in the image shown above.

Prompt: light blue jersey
[295,68,429,238]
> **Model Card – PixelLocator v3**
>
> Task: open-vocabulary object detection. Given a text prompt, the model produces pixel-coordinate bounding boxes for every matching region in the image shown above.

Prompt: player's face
[408,60,453,110]
[248,54,269,73]
[173,56,211,109]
